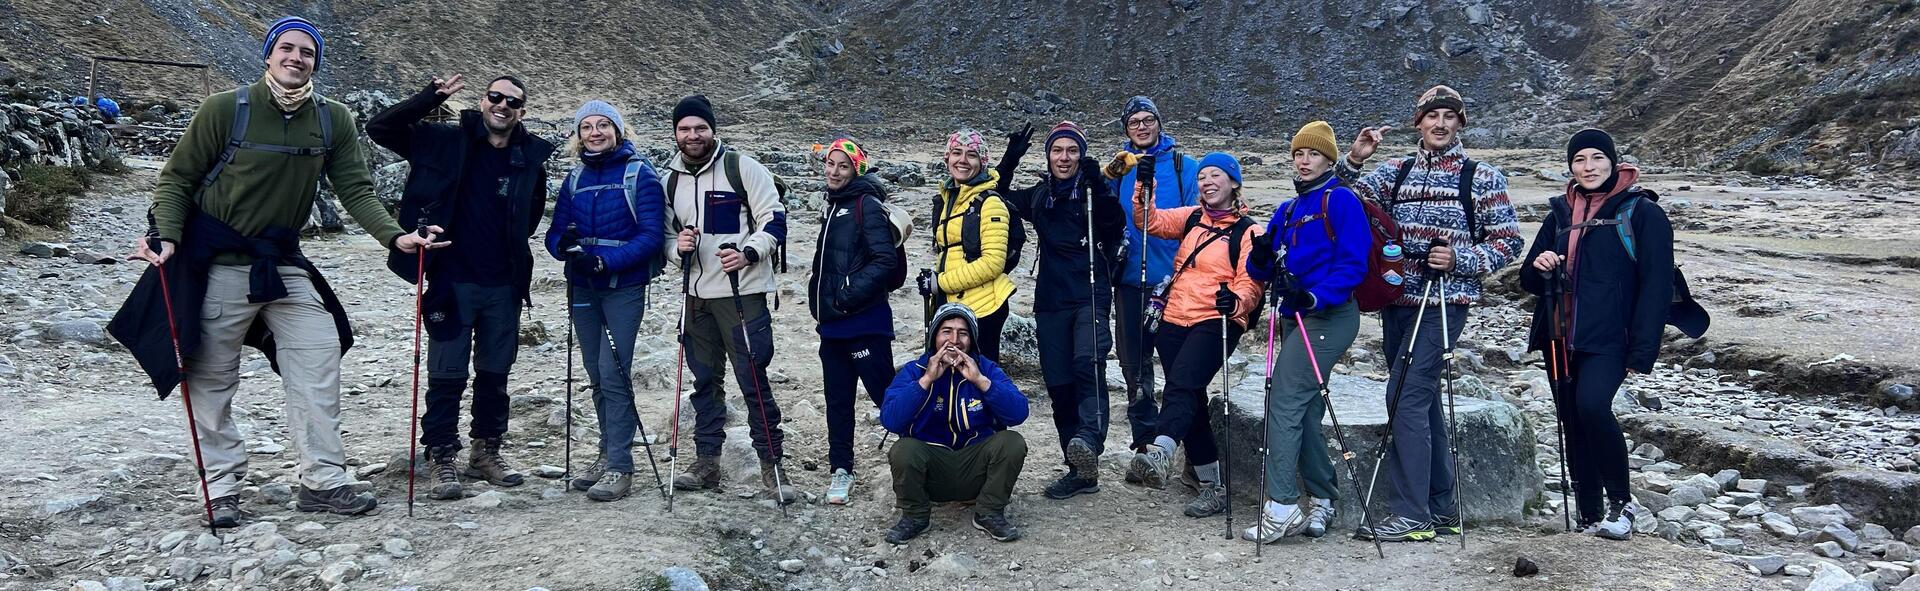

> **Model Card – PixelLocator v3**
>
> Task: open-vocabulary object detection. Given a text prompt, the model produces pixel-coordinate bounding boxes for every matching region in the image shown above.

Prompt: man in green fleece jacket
[131,16,442,527]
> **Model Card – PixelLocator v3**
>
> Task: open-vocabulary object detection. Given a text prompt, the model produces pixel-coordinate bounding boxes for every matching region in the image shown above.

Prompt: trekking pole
[1085,174,1111,438]
[147,233,217,535]
[1358,277,1437,537]
[1132,161,1157,447]
[1544,263,1574,532]
[1216,283,1235,542]
[406,220,428,517]
[1437,272,1465,549]
[719,243,791,516]
[1292,306,1386,559]
[562,228,577,483]
[1256,286,1279,557]
[586,289,668,498]
[667,250,692,512]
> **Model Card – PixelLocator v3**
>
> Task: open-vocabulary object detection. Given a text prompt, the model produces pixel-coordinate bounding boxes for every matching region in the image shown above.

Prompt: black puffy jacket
[808,175,903,323]
[1520,185,1674,373]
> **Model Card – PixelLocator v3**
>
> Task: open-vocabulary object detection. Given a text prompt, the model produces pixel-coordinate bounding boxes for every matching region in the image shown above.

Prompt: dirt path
[0,147,1896,590]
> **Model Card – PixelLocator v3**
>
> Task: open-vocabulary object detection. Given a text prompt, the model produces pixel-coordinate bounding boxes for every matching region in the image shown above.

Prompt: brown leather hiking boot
[758,461,798,505]
[427,445,463,500]
[465,438,525,487]
[672,454,721,491]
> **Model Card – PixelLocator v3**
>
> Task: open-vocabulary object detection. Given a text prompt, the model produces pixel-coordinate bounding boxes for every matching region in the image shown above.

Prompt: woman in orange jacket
[1125,152,1263,519]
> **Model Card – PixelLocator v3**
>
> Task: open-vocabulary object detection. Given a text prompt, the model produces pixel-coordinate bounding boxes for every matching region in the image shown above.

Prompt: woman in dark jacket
[544,100,668,502]
[807,138,904,505]
[993,121,1126,500]
[1519,128,1673,540]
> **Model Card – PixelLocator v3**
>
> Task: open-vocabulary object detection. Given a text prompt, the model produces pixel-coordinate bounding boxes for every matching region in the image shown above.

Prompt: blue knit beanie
[1123,95,1161,122]
[573,99,626,137]
[263,17,324,67]
[1198,152,1242,185]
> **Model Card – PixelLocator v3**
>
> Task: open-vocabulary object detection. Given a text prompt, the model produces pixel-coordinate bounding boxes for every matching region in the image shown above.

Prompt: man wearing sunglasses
[367,73,557,500]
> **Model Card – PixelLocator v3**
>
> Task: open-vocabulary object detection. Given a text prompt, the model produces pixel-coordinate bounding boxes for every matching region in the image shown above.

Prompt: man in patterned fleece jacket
[1339,85,1525,542]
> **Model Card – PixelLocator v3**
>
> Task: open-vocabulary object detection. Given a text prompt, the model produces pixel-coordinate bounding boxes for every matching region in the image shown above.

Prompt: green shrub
[5,164,91,228]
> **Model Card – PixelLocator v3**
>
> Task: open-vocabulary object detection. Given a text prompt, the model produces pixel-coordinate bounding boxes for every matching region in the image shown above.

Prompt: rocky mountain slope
[3,1,1917,163]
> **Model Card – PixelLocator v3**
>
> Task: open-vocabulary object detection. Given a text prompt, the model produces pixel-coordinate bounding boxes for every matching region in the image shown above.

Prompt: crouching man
[881,303,1030,544]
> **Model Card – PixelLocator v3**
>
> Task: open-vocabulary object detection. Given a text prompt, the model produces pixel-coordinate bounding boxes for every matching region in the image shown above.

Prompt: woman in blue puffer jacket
[543,99,667,502]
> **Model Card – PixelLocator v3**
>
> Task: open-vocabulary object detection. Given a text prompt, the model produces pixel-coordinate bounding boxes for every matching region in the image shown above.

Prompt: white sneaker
[825,469,854,505]
[1594,501,1639,541]
[1241,501,1307,544]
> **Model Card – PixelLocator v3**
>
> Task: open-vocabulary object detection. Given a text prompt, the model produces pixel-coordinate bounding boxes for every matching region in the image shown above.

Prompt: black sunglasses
[486,91,525,110]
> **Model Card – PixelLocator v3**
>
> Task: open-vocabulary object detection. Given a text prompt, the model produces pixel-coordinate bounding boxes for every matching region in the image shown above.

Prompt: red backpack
[1281,186,1404,313]
[1352,199,1404,312]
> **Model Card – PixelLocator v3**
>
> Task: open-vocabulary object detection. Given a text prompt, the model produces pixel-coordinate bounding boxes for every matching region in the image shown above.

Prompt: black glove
[1213,282,1238,317]
[1003,123,1034,165]
[1248,240,1278,274]
[564,250,603,277]
[1078,156,1104,184]
[916,268,936,297]
[556,226,584,254]
[1278,274,1316,311]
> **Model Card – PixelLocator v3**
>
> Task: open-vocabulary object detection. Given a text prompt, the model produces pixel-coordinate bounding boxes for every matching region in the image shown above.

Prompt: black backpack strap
[1172,150,1188,204]
[1386,157,1415,206]
[197,86,254,200]
[1458,158,1481,243]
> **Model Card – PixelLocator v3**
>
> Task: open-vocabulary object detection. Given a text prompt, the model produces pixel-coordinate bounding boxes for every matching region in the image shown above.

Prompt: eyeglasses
[486,91,525,110]
[1126,116,1159,130]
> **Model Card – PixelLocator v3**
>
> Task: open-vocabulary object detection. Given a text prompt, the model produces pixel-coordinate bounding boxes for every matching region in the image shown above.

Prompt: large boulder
[1213,371,1542,529]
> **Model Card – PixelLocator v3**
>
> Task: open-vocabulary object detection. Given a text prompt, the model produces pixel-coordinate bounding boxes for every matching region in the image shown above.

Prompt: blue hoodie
[545,141,667,289]
[1248,175,1372,314]
[1109,134,1200,288]
[881,352,1029,449]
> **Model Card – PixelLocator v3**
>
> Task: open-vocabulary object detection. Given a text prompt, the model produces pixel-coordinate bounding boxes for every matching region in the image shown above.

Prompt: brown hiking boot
[465,438,525,487]
[427,445,463,500]
[758,461,798,505]
[672,455,721,491]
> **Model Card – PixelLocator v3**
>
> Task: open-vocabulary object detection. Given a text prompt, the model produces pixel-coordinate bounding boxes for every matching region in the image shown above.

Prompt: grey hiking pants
[1381,302,1467,523]
[1263,301,1358,504]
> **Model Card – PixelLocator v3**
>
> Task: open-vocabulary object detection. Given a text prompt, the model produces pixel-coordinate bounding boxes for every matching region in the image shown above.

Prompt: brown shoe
[757,461,798,505]
[672,455,721,491]
[427,445,463,500]
[465,438,525,487]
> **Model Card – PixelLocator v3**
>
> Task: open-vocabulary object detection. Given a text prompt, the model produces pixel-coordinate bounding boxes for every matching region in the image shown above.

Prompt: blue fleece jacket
[544,141,667,289]
[881,352,1029,449]
[1109,134,1200,288]
[1248,175,1372,314]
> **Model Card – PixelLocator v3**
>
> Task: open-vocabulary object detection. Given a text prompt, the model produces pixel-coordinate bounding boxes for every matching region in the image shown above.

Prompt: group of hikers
[110,16,1707,550]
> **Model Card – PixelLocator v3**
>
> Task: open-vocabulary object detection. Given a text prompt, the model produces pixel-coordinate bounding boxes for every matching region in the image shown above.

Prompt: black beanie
[1566,128,1619,166]
[672,95,716,128]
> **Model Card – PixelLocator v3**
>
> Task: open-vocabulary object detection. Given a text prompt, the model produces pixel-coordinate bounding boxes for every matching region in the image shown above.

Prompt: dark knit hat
[672,95,716,128]
[1046,120,1087,154]
[1566,128,1620,166]
[925,302,982,354]
[263,17,324,67]
[1123,96,1161,123]
[1412,85,1467,126]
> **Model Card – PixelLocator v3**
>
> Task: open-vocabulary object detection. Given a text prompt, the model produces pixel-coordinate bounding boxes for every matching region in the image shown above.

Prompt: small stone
[103,577,145,591]
[167,557,202,581]
[1712,469,1740,489]
[660,566,710,591]
[322,543,363,561]
[260,482,294,505]
[157,530,190,551]
[291,521,327,534]
[1202,552,1226,564]
[1735,478,1769,493]
[1863,523,1895,543]
[1786,565,1814,577]
[463,490,507,510]
[1737,501,1768,518]
[1907,526,1920,546]
[1810,561,1861,590]
[1818,524,1863,552]
[1657,505,1695,523]
[1681,473,1723,495]
[1793,504,1856,528]
[71,582,108,591]
[925,553,979,579]
[1814,541,1847,558]
[778,559,805,573]
[1695,506,1731,522]
[1870,562,1913,585]
[1742,554,1786,576]
[1513,555,1539,577]
[383,538,413,558]
[263,549,300,574]
[363,554,393,570]
[532,465,565,478]
[1762,512,1800,537]
[319,560,363,585]
[1884,541,1913,561]
[1668,485,1709,507]
[1706,538,1745,554]
[193,532,221,552]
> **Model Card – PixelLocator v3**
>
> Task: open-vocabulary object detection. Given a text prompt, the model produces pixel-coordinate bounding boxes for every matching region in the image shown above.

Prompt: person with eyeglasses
[366,73,557,501]
[1103,96,1200,483]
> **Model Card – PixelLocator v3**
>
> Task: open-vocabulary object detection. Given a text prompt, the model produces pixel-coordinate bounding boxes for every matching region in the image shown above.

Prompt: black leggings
[974,304,1010,364]
[1151,318,1241,468]
[1558,350,1630,522]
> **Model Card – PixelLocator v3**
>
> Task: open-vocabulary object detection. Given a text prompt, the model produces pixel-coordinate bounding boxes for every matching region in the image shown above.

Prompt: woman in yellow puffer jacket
[917,129,1018,362]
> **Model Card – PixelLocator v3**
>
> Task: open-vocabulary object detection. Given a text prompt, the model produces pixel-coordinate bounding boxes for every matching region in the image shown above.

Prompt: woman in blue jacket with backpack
[1243,121,1372,543]
[545,100,667,502]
